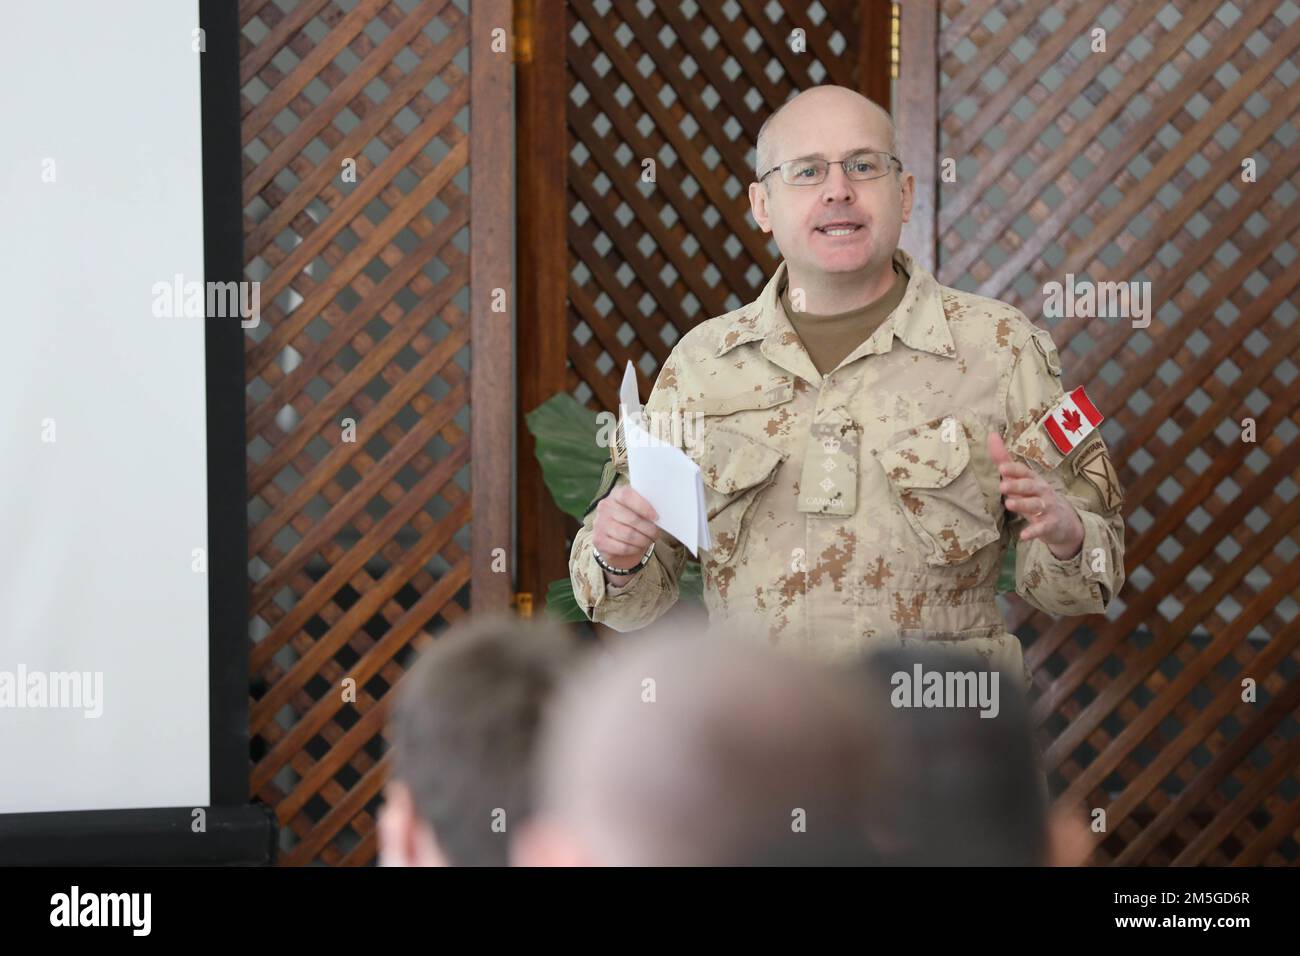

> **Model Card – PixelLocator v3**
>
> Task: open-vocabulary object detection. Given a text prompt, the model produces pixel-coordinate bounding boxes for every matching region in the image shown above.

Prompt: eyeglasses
[759,150,903,186]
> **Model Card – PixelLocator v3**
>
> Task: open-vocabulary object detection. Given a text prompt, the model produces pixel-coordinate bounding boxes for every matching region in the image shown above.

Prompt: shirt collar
[714,247,957,380]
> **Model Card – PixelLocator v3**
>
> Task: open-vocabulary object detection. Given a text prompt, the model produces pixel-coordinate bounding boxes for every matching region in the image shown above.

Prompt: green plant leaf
[996,541,1017,594]
[678,559,703,602]
[525,392,611,521]
[542,576,590,623]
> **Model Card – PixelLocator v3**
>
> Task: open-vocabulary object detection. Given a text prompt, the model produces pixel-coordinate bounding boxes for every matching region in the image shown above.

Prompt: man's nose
[819,164,856,202]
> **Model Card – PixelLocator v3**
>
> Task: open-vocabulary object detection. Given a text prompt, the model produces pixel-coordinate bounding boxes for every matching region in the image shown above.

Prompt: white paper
[619,362,711,557]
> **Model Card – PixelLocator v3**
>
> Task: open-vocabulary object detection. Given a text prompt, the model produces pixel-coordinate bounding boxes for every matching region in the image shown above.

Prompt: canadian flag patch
[1042,386,1104,455]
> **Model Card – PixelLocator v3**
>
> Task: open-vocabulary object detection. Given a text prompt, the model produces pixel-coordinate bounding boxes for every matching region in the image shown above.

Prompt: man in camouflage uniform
[569,86,1125,685]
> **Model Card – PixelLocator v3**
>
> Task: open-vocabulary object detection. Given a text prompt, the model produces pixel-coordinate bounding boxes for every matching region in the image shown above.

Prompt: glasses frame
[758,150,904,186]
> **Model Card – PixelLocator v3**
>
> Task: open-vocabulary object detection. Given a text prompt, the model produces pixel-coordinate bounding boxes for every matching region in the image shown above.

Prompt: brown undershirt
[780,261,910,377]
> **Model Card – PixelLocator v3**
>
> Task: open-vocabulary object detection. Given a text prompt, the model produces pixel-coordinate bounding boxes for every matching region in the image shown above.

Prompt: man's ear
[378,780,448,867]
[377,780,415,866]
[1046,804,1093,867]
[899,170,915,225]
[748,181,772,233]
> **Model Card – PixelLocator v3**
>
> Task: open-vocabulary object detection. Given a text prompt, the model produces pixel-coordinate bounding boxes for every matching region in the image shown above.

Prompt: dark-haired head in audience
[378,612,584,866]
[853,643,1058,866]
[514,623,882,866]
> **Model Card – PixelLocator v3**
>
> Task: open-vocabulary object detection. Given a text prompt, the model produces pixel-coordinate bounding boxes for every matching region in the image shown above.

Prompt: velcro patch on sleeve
[1072,435,1124,515]
[1030,326,1063,377]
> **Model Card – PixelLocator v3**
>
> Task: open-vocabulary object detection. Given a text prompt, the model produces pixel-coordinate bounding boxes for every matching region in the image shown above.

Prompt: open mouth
[815,224,863,237]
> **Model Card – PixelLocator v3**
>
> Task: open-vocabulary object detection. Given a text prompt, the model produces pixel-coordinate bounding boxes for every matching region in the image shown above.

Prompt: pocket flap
[697,425,786,494]
[877,417,970,490]
[680,379,794,417]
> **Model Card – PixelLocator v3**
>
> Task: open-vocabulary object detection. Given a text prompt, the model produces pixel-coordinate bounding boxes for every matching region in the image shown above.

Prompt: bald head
[755,85,899,182]
[530,625,881,866]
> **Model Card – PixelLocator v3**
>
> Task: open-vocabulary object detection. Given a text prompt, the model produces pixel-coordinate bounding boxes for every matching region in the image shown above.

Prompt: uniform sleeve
[1004,325,1126,617]
[568,355,690,631]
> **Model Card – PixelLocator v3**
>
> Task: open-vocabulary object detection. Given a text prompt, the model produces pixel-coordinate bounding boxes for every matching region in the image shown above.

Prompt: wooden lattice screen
[912,0,1299,864]
[239,0,510,865]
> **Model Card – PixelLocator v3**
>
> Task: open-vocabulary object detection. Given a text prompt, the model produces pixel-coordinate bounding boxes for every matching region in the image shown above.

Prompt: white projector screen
[0,0,211,813]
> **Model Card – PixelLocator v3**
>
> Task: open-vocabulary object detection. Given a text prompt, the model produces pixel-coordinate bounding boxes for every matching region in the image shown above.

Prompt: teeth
[822,227,856,236]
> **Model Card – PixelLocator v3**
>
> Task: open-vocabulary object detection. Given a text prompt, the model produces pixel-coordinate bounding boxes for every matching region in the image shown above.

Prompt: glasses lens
[845,152,890,180]
[782,158,826,184]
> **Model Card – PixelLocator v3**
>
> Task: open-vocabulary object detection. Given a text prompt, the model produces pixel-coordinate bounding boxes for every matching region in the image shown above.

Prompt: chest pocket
[695,423,787,565]
[875,416,1000,566]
